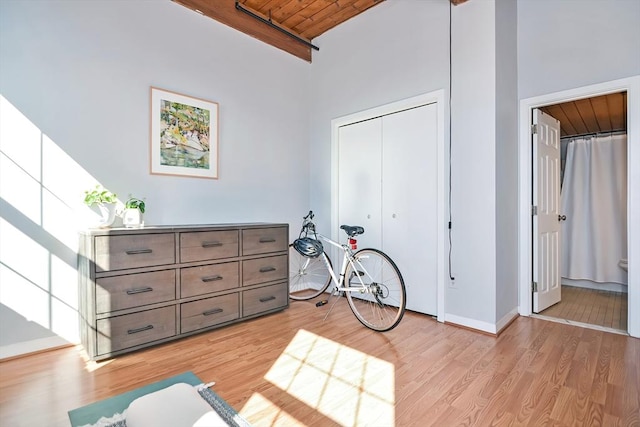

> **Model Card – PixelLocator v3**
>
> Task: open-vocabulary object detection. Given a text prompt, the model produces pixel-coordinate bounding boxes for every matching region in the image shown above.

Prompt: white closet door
[382,104,438,315]
[338,119,382,250]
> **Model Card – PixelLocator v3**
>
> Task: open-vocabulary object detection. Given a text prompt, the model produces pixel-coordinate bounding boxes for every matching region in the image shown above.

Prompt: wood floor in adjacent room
[540,285,628,332]
[1,300,638,427]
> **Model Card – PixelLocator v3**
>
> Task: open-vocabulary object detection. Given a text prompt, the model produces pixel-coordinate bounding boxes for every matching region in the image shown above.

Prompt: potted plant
[84,185,118,227]
[123,196,146,228]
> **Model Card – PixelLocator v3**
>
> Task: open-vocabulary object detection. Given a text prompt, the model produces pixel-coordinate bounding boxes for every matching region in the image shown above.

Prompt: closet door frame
[330,90,447,322]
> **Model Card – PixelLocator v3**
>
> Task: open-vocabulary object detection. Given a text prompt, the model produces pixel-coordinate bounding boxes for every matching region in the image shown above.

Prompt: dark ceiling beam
[173,0,312,62]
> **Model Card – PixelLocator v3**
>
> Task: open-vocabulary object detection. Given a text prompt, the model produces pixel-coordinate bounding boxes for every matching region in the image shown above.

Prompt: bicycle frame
[313,232,377,295]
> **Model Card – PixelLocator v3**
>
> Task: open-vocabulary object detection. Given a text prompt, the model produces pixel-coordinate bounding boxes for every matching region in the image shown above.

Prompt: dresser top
[80,222,288,236]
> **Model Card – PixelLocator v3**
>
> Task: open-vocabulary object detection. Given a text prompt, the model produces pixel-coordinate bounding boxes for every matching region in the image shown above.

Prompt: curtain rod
[561,129,627,140]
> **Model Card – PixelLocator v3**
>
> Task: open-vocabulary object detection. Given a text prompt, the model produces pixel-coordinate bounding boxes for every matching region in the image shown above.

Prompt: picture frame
[150,87,219,179]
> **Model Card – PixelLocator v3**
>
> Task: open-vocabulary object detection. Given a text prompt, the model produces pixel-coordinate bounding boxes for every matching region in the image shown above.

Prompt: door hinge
[531,205,538,216]
[532,281,538,292]
[531,124,538,135]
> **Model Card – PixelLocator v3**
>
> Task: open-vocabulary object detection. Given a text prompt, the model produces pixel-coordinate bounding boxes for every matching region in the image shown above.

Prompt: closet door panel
[382,104,438,315]
[338,119,382,249]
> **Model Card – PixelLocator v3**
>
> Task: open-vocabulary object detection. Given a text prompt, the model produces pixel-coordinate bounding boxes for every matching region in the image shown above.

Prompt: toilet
[619,258,628,272]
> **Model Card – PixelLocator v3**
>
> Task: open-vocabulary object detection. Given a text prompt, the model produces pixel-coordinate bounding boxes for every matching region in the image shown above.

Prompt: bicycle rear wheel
[345,248,406,331]
[289,244,333,300]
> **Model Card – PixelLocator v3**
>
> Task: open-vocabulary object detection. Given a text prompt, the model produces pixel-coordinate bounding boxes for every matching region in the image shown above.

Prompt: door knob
[558,215,567,221]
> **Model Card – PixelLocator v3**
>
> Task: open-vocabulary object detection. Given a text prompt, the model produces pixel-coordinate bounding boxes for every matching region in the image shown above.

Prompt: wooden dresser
[78,223,289,360]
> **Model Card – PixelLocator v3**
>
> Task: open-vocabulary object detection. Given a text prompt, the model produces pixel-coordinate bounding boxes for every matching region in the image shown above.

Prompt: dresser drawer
[180,230,239,263]
[181,262,239,298]
[242,227,288,256]
[242,282,288,317]
[96,270,176,314]
[96,306,176,355]
[181,294,239,334]
[95,234,175,272]
[242,254,288,286]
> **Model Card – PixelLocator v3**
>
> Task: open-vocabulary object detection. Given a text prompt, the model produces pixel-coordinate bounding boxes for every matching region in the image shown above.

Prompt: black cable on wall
[448,0,455,281]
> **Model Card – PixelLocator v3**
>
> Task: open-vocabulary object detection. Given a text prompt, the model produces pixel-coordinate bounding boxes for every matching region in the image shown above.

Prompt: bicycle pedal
[316,300,328,307]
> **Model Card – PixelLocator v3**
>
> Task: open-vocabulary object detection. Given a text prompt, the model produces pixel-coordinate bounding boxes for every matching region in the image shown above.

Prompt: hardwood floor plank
[541,285,628,332]
[1,301,638,427]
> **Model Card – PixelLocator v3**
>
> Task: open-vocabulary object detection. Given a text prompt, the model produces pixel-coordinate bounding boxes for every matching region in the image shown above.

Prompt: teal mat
[67,371,201,427]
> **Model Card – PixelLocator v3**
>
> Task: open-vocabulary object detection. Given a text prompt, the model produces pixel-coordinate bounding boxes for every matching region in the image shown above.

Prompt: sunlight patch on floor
[261,329,395,426]
[240,392,303,427]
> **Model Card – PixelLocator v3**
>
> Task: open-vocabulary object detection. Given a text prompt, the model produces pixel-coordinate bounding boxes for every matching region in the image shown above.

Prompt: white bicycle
[289,211,406,332]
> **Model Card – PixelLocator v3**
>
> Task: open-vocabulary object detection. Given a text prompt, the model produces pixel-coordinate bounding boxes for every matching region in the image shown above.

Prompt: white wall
[448,0,498,328]
[495,0,519,326]
[309,0,450,232]
[0,0,311,356]
[518,0,640,99]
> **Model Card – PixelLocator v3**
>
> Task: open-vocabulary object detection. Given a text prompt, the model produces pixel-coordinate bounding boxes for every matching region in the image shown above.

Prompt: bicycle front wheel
[345,248,406,332]
[289,244,333,300]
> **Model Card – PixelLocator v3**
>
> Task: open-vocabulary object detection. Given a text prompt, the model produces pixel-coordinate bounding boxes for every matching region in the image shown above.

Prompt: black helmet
[293,237,323,258]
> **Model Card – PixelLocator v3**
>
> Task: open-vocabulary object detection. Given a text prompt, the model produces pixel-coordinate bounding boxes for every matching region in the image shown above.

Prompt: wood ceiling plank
[285,0,329,28]
[174,0,312,62]
[542,105,576,136]
[298,0,381,39]
[607,92,626,131]
[574,98,600,134]
[295,1,341,38]
[244,0,280,15]
[266,0,299,22]
[560,102,589,135]
[590,95,613,132]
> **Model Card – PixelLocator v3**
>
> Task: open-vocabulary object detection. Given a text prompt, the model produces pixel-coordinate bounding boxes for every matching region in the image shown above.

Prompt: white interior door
[533,108,562,313]
[338,119,382,250]
[382,104,438,315]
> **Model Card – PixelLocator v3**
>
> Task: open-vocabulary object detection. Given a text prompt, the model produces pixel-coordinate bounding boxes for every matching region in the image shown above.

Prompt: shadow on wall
[0,94,116,354]
[0,303,61,345]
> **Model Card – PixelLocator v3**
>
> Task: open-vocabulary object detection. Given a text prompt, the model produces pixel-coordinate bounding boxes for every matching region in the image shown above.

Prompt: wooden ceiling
[174,0,469,62]
[540,92,627,138]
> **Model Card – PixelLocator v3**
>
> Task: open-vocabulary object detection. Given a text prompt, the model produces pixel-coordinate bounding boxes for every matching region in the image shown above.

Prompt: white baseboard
[0,336,73,360]
[496,308,520,334]
[444,308,519,335]
[444,313,496,334]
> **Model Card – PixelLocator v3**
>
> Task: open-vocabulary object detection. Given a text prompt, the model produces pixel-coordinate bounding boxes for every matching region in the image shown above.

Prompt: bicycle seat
[340,225,364,237]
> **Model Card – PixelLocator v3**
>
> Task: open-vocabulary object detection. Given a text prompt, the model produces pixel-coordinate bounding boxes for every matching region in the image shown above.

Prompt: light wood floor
[1,300,639,427]
[540,285,628,332]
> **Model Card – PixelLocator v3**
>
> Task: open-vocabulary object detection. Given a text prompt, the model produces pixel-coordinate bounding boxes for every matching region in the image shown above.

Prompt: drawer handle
[259,296,276,303]
[126,287,153,295]
[127,325,154,334]
[259,266,276,273]
[203,308,224,316]
[259,238,276,243]
[202,241,223,248]
[202,275,223,282]
[126,249,153,255]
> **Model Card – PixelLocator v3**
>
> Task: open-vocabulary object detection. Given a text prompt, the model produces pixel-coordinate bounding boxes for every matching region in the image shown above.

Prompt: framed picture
[150,87,219,179]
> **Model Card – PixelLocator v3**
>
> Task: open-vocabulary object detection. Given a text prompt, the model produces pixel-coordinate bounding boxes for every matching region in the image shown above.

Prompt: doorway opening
[517,76,640,339]
[535,92,628,333]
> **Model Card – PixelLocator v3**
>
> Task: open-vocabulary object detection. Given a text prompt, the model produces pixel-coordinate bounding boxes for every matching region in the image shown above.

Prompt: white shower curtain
[560,134,628,285]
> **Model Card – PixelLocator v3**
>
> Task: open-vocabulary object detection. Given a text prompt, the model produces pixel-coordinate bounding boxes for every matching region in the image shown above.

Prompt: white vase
[97,203,116,227]
[123,208,144,228]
